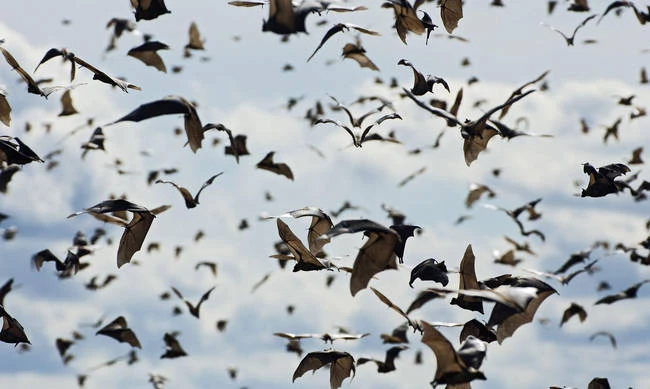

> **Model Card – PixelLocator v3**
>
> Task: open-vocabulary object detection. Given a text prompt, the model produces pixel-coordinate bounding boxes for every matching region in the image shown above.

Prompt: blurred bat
[357,345,408,373]
[171,285,216,318]
[465,183,496,208]
[307,23,379,62]
[274,332,369,343]
[380,322,409,344]
[341,40,378,71]
[110,96,206,153]
[398,59,450,96]
[0,279,14,306]
[256,151,294,180]
[160,332,187,358]
[482,200,546,242]
[96,316,141,348]
[127,41,169,73]
[560,302,587,326]
[406,289,446,314]
[440,0,463,33]
[131,0,171,21]
[292,350,355,389]
[589,331,616,348]
[0,305,30,345]
[498,70,549,119]
[156,172,223,209]
[185,22,205,51]
[0,90,10,126]
[202,123,241,163]
[397,166,426,187]
[595,280,650,305]
[0,46,66,97]
[58,90,78,116]
[0,136,43,165]
[460,319,497,343]
[195,261,217,277]
[541,14,597,46]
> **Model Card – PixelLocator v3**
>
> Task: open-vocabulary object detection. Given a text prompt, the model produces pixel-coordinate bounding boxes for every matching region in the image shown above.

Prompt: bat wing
[0,92,10,127]
[451,244,483,313]
[440,0,463,33]
[193,172,224,204]
[409,258,449,288]
[421,321,467,384]
[463,126,500,166]
[186,22,205,50]
[308,24,345,62]
[117,211,155,268]
[203,123,240,163]
[127,41,168,73]
[494,289,555,344]
[256,152,294,180]
[370,287,417,330]
[73,56,141,92]
[406,289,445,314]
[112,98,190,123]
[341,43,379,71]
[460,319,497,343]
[389,223,419,263]
[0,310,30,345]
[350,231,399,296]
[560,302,587,326]
[193,286,216,317]
[402,88,460,126]
[276,219,325,271]
[282,207,333,254]
[293,351,355,389]
[0,47,44,96]
[398,59,428,95]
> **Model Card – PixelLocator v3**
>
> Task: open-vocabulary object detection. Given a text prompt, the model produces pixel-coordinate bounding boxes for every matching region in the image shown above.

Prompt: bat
[460,319,497,343]
[390,224,420,263]
[195,261,217,277]
[292,350,355,389]
[493,249,522,267]
[160,332,187,358]
[185,22,205,52]
[581,162,630,197]
[131,0,171,21]
[58,90,78,116]
[307,23,380,62]
[594,280,650,305]
[602,117,622,143]
[96,316,141,348]
[380,322,409,344]
[541,14,597,46]
[382,0,432,44]
[0,46,68,98]
[628,147,643,165]
[357,345,408,373]
[84,275,118,291]
[56,337,74,362]
[398,59,450,96]
[127,41,169,73]
[420,321,485,387]
[274,332,369,343]
[256,151,294,180]
[67,199,160,268]
[524,259,598,285]
[341,40,379,71]
[371,287,420,332]
[201,123,242,163]
[568,0,590,12]
[81,127,106,159]
[409,258,449,288]
[489,119,553,139]
[560,302,587,326]
[589,331,616,348]
[451,244,483,313]
[228,1,265,6]
[155,172,223,209]
[171,286,216,318]
[0,279,14,306]
[34,48,140,91]
[31,249,81,276]
[325,219,401,295]
[0,136,43,165]
[273,219,326,271]
[251,272,270,292]
[406,289,446,314]
[498,70,549,119]
[440,0,463,33]
[359,113,402,146]
[274,206,333,255]
[262,0,321,35]
[110,96,206,153]
[482,200,546,241]
[0,305,30,345]
[465,183,496,208]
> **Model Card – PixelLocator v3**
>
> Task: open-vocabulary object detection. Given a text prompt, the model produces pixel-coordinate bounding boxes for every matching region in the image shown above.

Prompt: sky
[0,0,649,388]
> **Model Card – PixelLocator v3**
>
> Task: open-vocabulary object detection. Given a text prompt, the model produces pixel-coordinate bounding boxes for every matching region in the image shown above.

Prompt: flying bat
[465,183,496,208]
[589,331,616,348]
[34,48,140,91]
[131,0,171,21]
[110,96,207,153]
[0,136,43,165]
[341,40,379,71]
[262,0,322,35]
[382,0,435,44]
[0,305,30,345]
[450,244,483,313]
[460,319,497,343]
[160,332,187,358]
[380,322,409,344]
[81,127,106,159]
[560,302,587,326]
[273,206,333,255]
[171,285,216,318]
[186,22,205,52]
[594,279,649,305]
[0,279,14,306]
[581,162,630,197]
[440,0,463,33]
[292,350,355,389]
[541,14,597,46]
[498,70,549,119]
[195,261,217,277]
[156,172,223,209]
[0,46,70,98]
[256,151,294,180]
[96,316,141,348]
[58,90,78,116]
[398,59,450,95]
[409,258,449,288]
[307,23,379,62]
[201,123,242,163]
[482,200,546,241]
[357,345,408,373]
[420,321,485,387]
[274,332,369,343]
[405,289,446,314]
[273,219,327,271]
[127,40,169,73]
[67,199,159,268]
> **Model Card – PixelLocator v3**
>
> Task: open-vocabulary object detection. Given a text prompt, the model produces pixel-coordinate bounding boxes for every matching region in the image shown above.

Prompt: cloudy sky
[1,1,649,388]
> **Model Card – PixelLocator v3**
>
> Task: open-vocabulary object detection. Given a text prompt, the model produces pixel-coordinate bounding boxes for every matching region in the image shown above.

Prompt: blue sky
[1,1,649,388]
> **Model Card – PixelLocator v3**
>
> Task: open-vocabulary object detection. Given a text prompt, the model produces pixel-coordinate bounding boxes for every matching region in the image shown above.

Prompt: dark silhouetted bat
[156,172,223,209]
[274,332,369,343]
[483,200,546,241]
[262,0,321,35]
[560,302,587,326]
[595,280,649,305]
[84,275,118,291]
[382,0,434,44]
[588,377,611,389]
[110,96,207,153]
[589,331,616,348]
[273,219,326,271]
[308,23,379,62]
[67,199,160,268]
[0,136,43,165]
[31,249,81,276]
[0,305,30,345]
[0,279,14,306]
[96,316,141,348]
[195,261,217,277]
[201,123,242,163]
[541,14,596,46]
[581,162,630,197]
[341,39,379,71]
[398,59,450,96]
[409,258,449,288]
[380,322,409,344]
[357,345,408,373]
[160,332,187,358]
[493,249,522,267]
[128,41,169,73]
[420,321,485,387]
[460,319,497,343]
[440,0,463,33]
[256,151,294,180]
[131,0,171,21]
[171,285,215,318]
[292,350,355,389]
[81,127,106,159]
[58,90,78,116]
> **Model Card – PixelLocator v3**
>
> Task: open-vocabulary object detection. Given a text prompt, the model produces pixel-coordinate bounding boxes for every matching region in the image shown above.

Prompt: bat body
[171,286,216,318]
[156,172,223,208]
[409,258,449,287]
[292,350,355,389]
[256,151,294,180]
[96,316,141,348]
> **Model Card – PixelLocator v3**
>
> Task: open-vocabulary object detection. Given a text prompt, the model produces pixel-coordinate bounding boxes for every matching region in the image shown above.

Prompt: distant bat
[201,123,242,163]
[127,41,169,73]
[357,345,408,373]
[195,261,217,277]
[397,166,426,187]
[58,90,78,116]
[483,199,546,241]
[110,96,207,153]
[292,350,355,389]
[96,316,141,348]
[341,39,378,71]
[406,289,446,314]
[0,90,10,126]
[398,59,450,95]
[274,332,369,343]
[171,285,216,318]
[81,127,106,159]
[465,183,496,208]
[0,279,14,306]
[256,151,294,180]
[560,302,587,326]
[156,172,223,209]
[595,280,649,305]
[160,332,187,358]
[498,70,549,119]
[589,331,616,348]
[541,14,597,46]
[131,0,171,21]
[262,0,321,35]
[185,22,205,52]
[67,199,159,268]
[307,23,379,62]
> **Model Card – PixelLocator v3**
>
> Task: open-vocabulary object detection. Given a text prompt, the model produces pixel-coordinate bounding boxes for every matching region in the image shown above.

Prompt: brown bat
[160,332,187,358]
[465,183,496,208]
[0,90,10,126]
[420,321,485,386]
[185,22,205,52]
[483,200,546,242]
[171,285,216,318]
[341,39,379,71]
[0,46,69,98]
[96,316,141,348]
[357,345,408,373]
[406,289,446,314]
[292,350,355,389]
[195,261,217,277]
[58,90,78,116]
[440,0,463,33]
[451,244,483,313]
[67,199,160,268]
[127,41,169,73]
[156,172,223,209]
[131,0,171,21]
[201,123,242,163]
[256,151,294,180]
[307,23,379,62]
[398,59,450,95]
[595,280,650,305]
[262,0,321,35]
[581,162,630,197]
[110,96,208,153]
[541,14,597,46]
[382,0,434,44]
[560,302,587,326]
[274,206,333,255]
[380,322,409,344]
[0,279,14,306]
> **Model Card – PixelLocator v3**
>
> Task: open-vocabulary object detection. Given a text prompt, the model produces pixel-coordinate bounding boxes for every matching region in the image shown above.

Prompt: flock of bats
[0,0,649,388]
